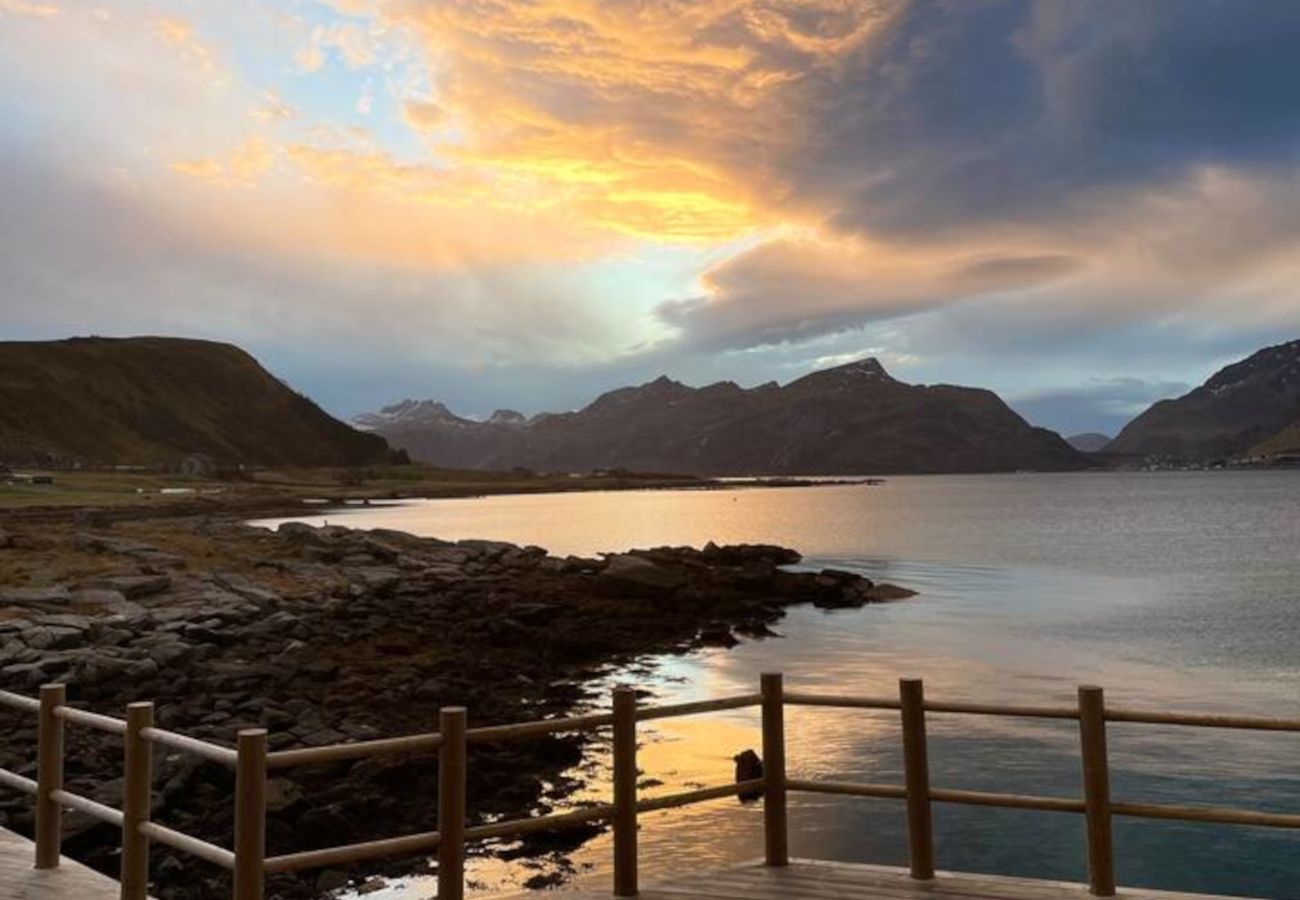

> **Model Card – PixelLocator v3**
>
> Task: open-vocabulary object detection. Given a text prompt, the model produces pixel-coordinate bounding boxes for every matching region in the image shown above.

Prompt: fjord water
[261,472,1300,897]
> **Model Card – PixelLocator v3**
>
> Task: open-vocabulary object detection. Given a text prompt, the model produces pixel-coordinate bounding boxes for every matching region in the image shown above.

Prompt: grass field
[0,464,712,515]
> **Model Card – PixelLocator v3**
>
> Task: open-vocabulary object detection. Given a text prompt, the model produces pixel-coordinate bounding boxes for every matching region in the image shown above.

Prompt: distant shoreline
[0,466,887,524]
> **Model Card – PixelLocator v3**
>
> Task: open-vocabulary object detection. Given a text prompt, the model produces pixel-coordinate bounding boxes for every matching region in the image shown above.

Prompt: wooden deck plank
[0,828,138,900]
[485,860,1259,900]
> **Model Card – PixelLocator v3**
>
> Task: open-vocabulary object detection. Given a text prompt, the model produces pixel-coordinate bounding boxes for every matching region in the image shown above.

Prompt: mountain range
[0,336,390,468]
[358,358,1088,475]
[1106,339,1300,461]
[5,334,1296,475]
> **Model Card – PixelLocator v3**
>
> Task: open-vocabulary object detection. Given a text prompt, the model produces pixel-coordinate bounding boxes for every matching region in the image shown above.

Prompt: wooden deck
[492,860,1255,900]
[0,828,137,900]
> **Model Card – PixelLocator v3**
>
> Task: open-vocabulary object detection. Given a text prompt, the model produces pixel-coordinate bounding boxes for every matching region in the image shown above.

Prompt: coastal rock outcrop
[0,517,913,899]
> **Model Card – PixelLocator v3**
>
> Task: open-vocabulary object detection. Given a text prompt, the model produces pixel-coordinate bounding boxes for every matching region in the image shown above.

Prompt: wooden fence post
[35,683,66,869]
[761,672,788,867]
[1079,686,1115,896]
[899,678,934,880]
[233,729,267,900]
[121,702,154,900]
[437,707,467,900]
[612,686,638,897]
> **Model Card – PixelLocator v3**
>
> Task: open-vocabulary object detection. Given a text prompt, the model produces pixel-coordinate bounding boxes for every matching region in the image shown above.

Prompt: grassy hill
[0,336,389,468]
[1250,419,1300,458]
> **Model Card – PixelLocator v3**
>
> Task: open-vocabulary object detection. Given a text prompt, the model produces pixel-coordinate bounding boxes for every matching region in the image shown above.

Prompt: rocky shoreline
[0,514,913,899]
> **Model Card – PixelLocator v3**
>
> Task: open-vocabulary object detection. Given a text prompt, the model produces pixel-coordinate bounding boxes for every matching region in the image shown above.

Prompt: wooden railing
[2,674,1299,899]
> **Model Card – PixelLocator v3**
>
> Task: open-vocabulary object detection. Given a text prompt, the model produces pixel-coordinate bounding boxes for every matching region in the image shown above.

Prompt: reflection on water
[257,472,1300,898]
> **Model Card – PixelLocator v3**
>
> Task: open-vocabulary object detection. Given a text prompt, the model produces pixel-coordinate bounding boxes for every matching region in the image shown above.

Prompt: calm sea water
[255,472,1300,898]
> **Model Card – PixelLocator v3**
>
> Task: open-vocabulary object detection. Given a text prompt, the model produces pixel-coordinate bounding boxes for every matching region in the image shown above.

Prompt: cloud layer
[3,1,1300,430]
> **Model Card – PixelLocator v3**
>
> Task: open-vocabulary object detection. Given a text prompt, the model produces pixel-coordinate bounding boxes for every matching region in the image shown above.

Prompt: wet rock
[349,567,401,595]
[32,613,92,631]
[68,588,134,615]
[265,778,305,814]
[73,532,159,555]
[79,574,172,600]
[22,625,83,650]
[701,541,802,567]
[0,515,915,900]
[595,554,686,597]
[316,869,350,894]
[0,586,71,608]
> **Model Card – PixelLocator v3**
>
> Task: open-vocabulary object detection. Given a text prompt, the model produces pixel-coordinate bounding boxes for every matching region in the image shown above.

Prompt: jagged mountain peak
[355,399,467,430]
[786,357,896,392]
[834,357,889,376]
[360,357,1084,475]
[488,409,527,426]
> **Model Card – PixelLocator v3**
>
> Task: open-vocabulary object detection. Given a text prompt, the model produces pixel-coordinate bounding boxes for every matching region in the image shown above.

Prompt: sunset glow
[4,1,1300,432]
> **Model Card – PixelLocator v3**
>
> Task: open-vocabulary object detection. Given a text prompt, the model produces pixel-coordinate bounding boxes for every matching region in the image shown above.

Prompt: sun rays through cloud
[4,1,1300,426]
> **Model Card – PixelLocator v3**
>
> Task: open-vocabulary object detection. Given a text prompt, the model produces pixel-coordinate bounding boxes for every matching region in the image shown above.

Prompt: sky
[3,0,1300,437]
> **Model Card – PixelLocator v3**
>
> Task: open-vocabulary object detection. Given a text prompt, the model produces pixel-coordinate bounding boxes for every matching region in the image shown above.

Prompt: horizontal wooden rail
[1105,708,1300,732]
[50,788,124,827]
[927,700,1079,720]
[785,692,1300,732]
[54,705,127,736]
[468,694,762,745]
[1111,801,1300,829]
[932,787,1085,814]
[267,732,443,769]
[469,712,613,743]
[784,691,1080,720]
[638,779,765,813]
[142,726,238,767]
[783,691,897,710]
[788,778,906,800]
[264,830,440,873]
[267,778,767,874]
[637,694,763,722]
[0,767,37,795]
[140,821,236,869]
[466,804,617,842]
[790,771,1300,825]
[264,694,765,768]
[0,689,39,713]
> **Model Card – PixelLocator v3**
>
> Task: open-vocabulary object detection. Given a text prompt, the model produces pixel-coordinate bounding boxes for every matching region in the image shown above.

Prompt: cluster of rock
[0,518,910,899]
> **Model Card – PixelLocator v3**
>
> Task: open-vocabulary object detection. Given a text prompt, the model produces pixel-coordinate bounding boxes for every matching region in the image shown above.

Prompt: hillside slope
[1250,419,1300,458]
[1066,433,1113,453]
[362,359,1087,475]
[0,336,389,467]
[1107,339,1300,460]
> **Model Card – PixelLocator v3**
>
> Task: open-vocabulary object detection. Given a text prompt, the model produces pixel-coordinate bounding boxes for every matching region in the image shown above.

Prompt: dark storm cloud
[800,0,1300,240]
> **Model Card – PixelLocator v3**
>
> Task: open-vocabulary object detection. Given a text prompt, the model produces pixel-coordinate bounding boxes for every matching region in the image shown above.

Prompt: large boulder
[0,586,71,609]
[595,554,686,598]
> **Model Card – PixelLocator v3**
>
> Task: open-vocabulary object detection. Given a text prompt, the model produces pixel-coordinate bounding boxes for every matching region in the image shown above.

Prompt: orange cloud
[170,137,274,187]
[369,0,898,243]
[401,99,444,132]
[0,0,59,18]
[153,16,219,75]
[657,232,1085,349]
